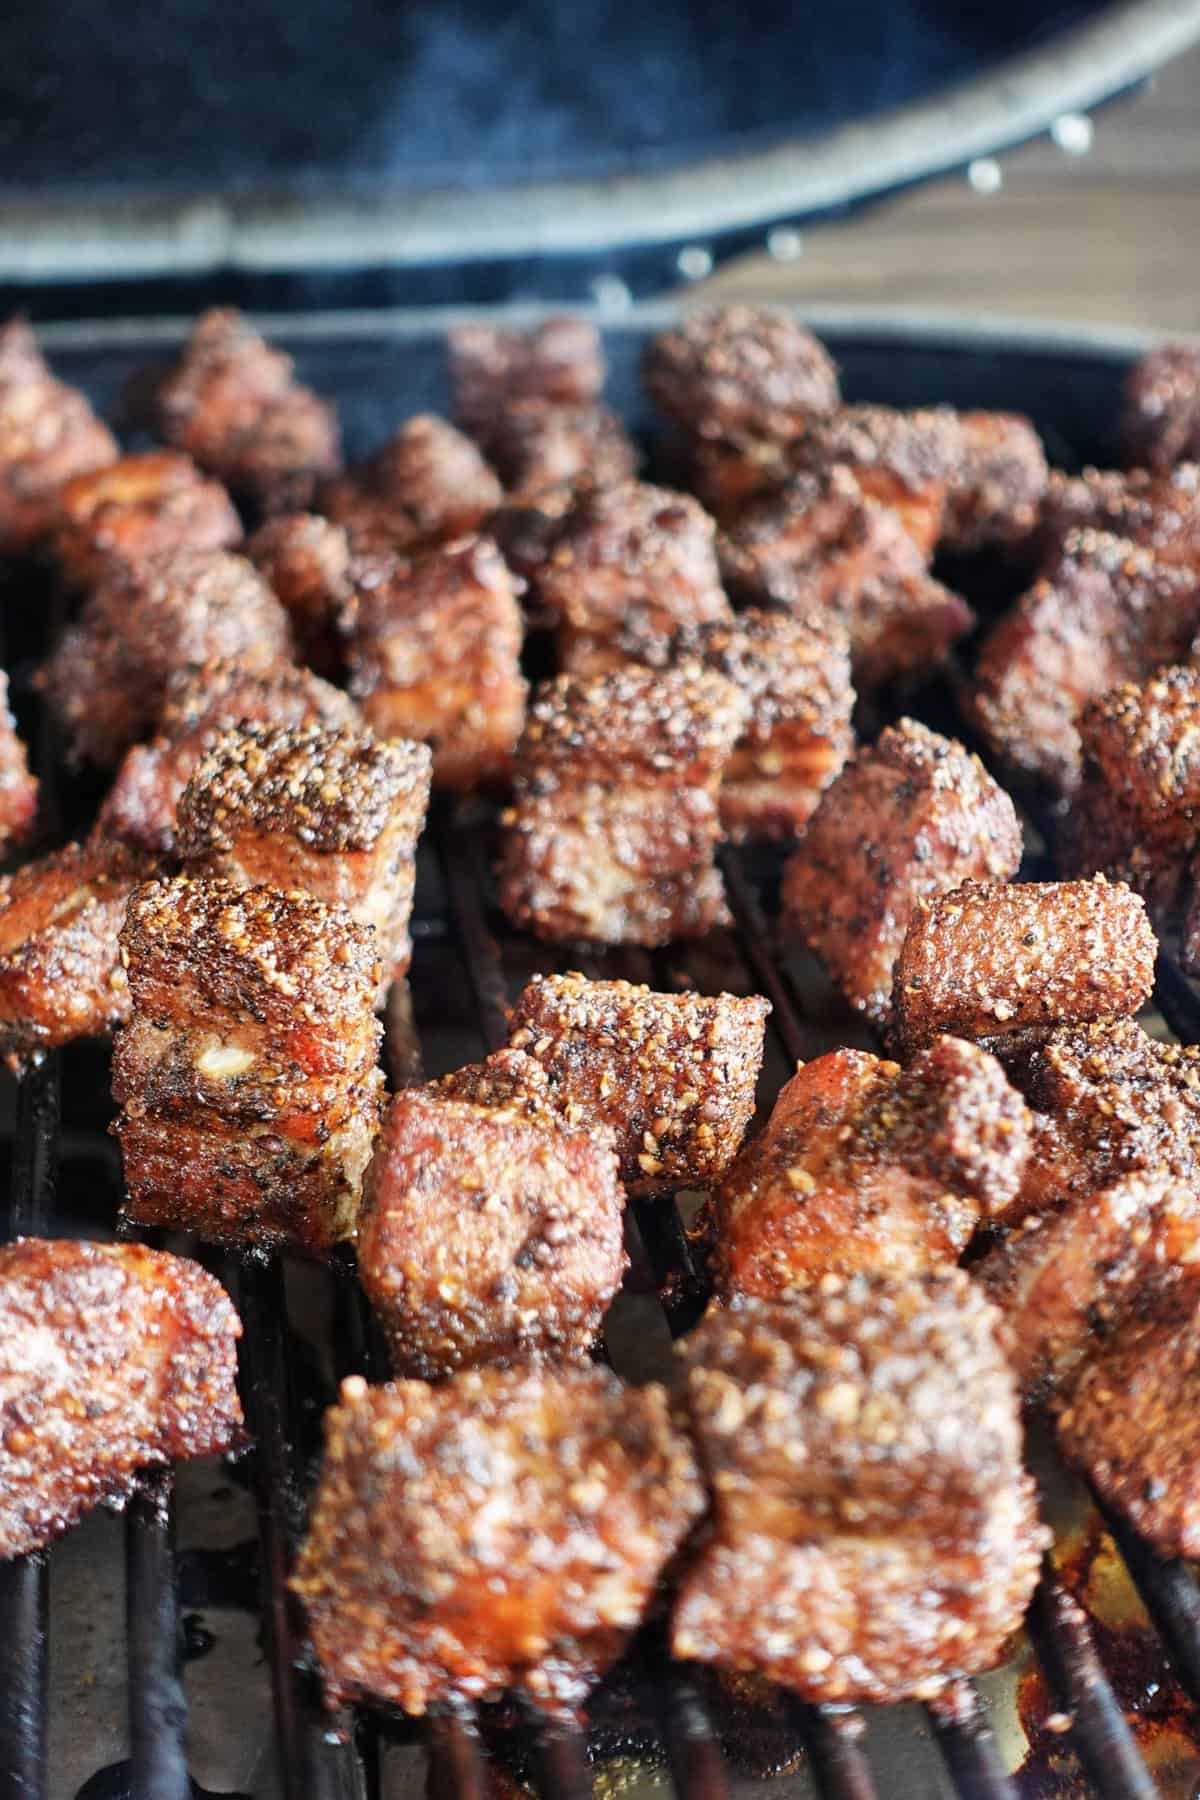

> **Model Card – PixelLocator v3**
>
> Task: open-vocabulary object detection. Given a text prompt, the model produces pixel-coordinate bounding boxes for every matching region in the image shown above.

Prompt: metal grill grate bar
[125,1473,190,1800]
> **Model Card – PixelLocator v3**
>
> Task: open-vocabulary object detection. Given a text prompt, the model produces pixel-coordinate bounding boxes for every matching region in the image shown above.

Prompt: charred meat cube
[791,404,965,555]
[718,466,972,690]
[0,1238,242,1557]
[671,1279,1046,1703]
[42,548,294,767]
[0,317,117,554]
[177,724,431,988]
[781,720,1022,1028]
[892,877,1156,1056]
[246,511,352,675]
[498,666,745,946]
[972,529,1200,793]
[1120,346,1200,472]
[320,414,502,554]
[52,449,242,590]
[0,670,36,851]
[0,838,154,1073]
[642,306,839,450]
[480,399,637,503]
[113,877,384,1254]
[155,308,341,514]
[99,657,359,857]
[1040,463,1200,573]
[940,411,1048,553]
[431,1046,557,1121]
[449,315,605,435]
[507,971,768,1195]
[715,1039,1030,1301]
[293,1365,704,1716]
[358,1087,626,1378]
[1057,1286,1200,1557]
[340,536,526,791]
[976,1172,1200,1401]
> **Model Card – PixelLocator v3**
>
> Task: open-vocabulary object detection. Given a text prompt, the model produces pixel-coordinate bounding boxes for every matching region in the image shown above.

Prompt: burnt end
[157,308,341,514]
[52,449,242,590]
[292,1365,705,1716]
[0,318,118,553]
[320,414,502,554]
[893,877,1157,1055]
[971,528,1200,793]
[641,306,839,448]
[507,972,768,1195]
[781,720,1022,1028]
[0,669,37,851]
[358,1088,626,1378]
[431,1047,558,1121]
[1120,346,1200,472]
[113,876,383,1254]
[940,410,1048,552]
[976,1172,1200,1402]
[99,657,360,856]
[481,399,637,503]
[715,1039,1029,1301]
[177,723,431,985]
[1040,463,1200,571]
[246,511,353,675]
[791,403,965,554]
[514,664,746,787]
[42,549,294,768]
[449,316,606,434]
[671,1279,1046,1703]
[0,1237,243,1556]
[340,535,526,791]
[0,837,155,1074]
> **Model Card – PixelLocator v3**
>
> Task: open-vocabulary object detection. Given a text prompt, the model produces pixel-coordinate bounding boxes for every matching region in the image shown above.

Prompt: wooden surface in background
[685,43,1199,333]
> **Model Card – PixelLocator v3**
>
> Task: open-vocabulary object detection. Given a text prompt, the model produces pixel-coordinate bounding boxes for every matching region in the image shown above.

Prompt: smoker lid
[0,0,1198,293]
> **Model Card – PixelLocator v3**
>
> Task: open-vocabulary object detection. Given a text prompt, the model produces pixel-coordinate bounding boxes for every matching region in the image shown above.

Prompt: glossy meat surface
[940,410,1048,552]
[791,403,965,554]
[43,549,294,767]
[320,414,502,553]
[781,720,1022,1027]
[340,536,526,790]
[246,511,352,675]
[508,972,768,1195]
[641,306,839,448]
[893,877,1156,1055]
[715,1039,1030,1300]
[113,877,383,1253]
[0,670,36,852]
[293,1365,704,1715]
[359,1088,625,1377]
[0,317,117,553]
[0,1237,242,1557]
[52,449,242,589]
[449,316,605,434]
[1120,346,1200,472]
[671,1281,1045,1702]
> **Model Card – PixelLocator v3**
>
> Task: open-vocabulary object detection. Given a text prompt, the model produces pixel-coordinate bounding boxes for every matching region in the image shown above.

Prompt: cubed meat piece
[246,511,352,675]
[1040,464,1200,573]
[791,404,965,555]
[781,720,1022,1028]
[292,1365,705,1715]
[580,608,854,840]
[641,307,839,449]
[481,400,637,503]
[893,878,1156,1056]
[671,1279,1046,1703]
[113,877,384,1254]
[0,318,118,554]
[940,411,1048,552]
[1120,346,1200,472]
[507,972,768,1195]
[432,1047,557,1122]
[42,549,294,767]
[358,1087,626,1377]
[0,670,36,851]
[976,1172,1200,1401]
[449,316,606,434]
[0,838,154,1073]
[320,415,502,554]
[531,481,731,663]
[715,1039,1030,1301]
[52,450,242,589]
[177,724,431,988]
[718,467,972,689]
[0,1238,242,1557]
[156,308,341,513]
[339,536,526,790]
[99,657,359,857]
[1057,1287,1200,1557]
[498,666,745,946]
[971,529,1200,793]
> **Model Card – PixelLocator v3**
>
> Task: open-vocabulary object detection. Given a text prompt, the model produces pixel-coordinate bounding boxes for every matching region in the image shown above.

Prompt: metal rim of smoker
[2,0,1200,283]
